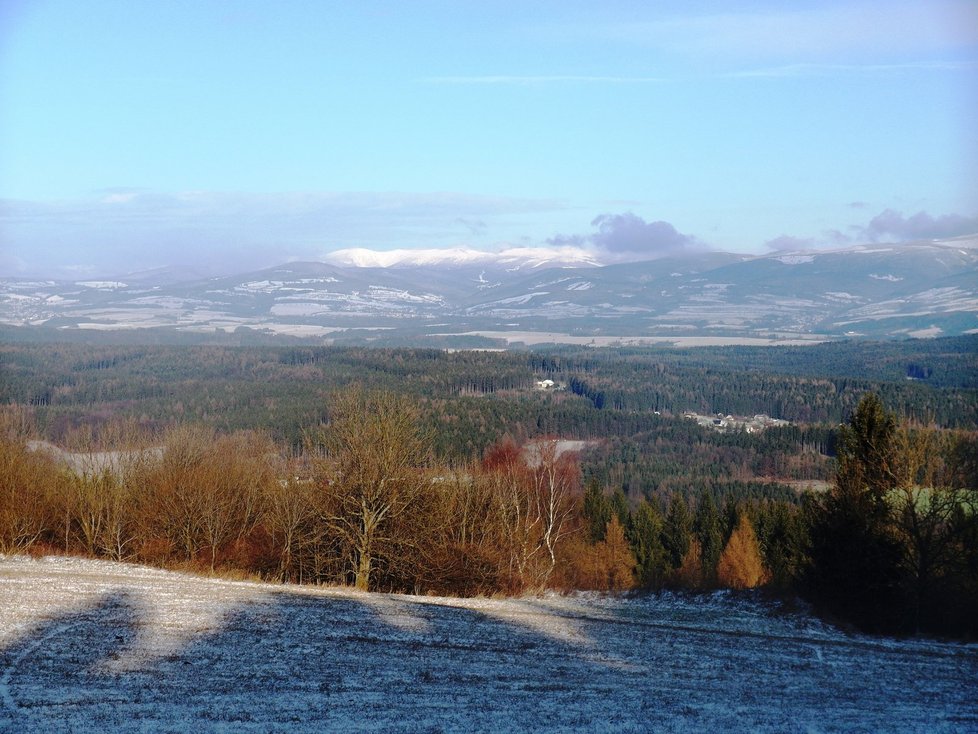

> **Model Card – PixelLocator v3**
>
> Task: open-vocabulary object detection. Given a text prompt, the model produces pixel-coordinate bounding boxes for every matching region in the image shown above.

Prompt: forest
[1,336,976,636]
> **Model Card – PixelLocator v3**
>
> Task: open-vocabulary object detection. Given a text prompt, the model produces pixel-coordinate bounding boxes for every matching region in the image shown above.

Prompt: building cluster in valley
[683,411,790,433]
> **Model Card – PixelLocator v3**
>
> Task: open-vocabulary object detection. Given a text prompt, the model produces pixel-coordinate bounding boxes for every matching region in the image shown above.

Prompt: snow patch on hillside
[777,255,815,265]
[76,281,127,289]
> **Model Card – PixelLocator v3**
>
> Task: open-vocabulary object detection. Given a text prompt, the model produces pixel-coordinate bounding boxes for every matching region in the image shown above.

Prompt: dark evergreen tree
[663,493,692,570]
[721,493,739,543]
[754,500,807,589]
[583,479,612,543]
[628,499,669,589]
[803,393,905,631]
[609,487,630,528]
[695,491,723,585]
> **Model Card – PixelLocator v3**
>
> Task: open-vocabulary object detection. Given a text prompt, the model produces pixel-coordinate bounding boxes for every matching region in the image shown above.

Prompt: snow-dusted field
[433,331,826,347]
[1,556,976,733]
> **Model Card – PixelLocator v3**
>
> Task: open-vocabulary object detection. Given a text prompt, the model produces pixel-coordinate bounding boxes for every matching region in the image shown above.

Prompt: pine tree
[663,493,692,570]
[601,516,636,591]
[695,491,723,586]
[609,487,630,528]
[754,500,806,589]
[628,499,669,588]
[804,393,904,630]
[717,514,769,589]
[582,479,612,543]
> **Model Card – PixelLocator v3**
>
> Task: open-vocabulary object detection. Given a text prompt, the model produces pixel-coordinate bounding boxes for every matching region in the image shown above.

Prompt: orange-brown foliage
[558,517,635,592]
[672,539,705,589]
[717,514,770,590]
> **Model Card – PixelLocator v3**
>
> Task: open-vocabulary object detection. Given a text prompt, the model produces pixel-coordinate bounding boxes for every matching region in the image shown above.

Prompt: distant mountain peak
[321,246,602,269]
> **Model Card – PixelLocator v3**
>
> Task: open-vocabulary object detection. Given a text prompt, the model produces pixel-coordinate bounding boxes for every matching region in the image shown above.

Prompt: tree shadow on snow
[2,583,977,732]
[0,590,143,730]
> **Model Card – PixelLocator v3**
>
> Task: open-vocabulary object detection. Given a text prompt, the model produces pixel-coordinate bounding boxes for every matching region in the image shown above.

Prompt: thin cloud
[823,229,855,246]
[574,2,978,60]
[422,58,977,89]
[725,60,978,78]
[454,218,488,236]
[547,233,587,248]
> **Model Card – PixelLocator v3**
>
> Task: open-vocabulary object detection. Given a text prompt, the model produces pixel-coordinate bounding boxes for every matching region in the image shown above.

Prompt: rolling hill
[2,237,976,346]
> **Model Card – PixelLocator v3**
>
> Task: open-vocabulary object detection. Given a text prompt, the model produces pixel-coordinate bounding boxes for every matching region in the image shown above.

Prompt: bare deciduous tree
[197,431,272,570]
[145,424,214,562]
[479,437,579,591]
[263,465,320,582]
[530,439,578,586]
[0,435,61,552]
[315,388,431,591]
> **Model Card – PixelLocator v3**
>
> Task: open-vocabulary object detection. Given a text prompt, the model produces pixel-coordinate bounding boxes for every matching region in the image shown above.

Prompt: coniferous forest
[1,336,976,636]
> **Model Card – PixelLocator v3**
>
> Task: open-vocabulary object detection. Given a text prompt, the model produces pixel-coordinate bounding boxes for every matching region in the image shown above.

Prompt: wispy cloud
[725,60,978,79]
[454,217,488,236]
[544,1,977,68]
[420,58,977,88]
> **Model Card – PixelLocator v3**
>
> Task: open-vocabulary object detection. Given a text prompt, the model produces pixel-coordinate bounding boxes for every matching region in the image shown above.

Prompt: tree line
[4,341,977,447]
[0,393,776,596]
[0,393,583,595]
[6,340,978,518]
[3,390,975,636]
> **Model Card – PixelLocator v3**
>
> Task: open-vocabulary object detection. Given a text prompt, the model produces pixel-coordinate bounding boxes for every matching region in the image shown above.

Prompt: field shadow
[2,580,976,732]
[0,583,649,731]
[0,590,142,729]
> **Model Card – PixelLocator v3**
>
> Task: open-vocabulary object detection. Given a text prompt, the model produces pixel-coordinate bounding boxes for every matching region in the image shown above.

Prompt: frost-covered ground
[1,556,976,733]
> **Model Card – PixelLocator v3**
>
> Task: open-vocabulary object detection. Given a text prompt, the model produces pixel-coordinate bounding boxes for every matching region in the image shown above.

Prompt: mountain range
[2,236,976,347]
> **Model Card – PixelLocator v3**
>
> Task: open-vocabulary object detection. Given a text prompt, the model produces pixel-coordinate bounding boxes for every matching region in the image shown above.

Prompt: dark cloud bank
[864,209,978,242]
[550,212,700,262]
[766,208,978,251]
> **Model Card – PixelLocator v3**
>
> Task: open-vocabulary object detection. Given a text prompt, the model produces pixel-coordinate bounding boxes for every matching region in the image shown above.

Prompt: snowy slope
[1,556,976,732]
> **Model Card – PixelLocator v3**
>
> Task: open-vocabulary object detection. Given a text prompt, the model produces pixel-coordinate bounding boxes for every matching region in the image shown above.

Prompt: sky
[1,0,976,277]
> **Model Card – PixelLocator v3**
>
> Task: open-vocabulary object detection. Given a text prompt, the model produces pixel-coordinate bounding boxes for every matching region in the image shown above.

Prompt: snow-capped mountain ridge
[2,238,976,343]
[323,246,601,269]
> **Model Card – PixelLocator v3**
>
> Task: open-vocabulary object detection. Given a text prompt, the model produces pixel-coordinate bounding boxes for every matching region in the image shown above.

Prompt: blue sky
[1,0,976,276]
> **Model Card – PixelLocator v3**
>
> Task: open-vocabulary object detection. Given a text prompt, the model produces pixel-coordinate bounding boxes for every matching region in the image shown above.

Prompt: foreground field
[1,556,976,733]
